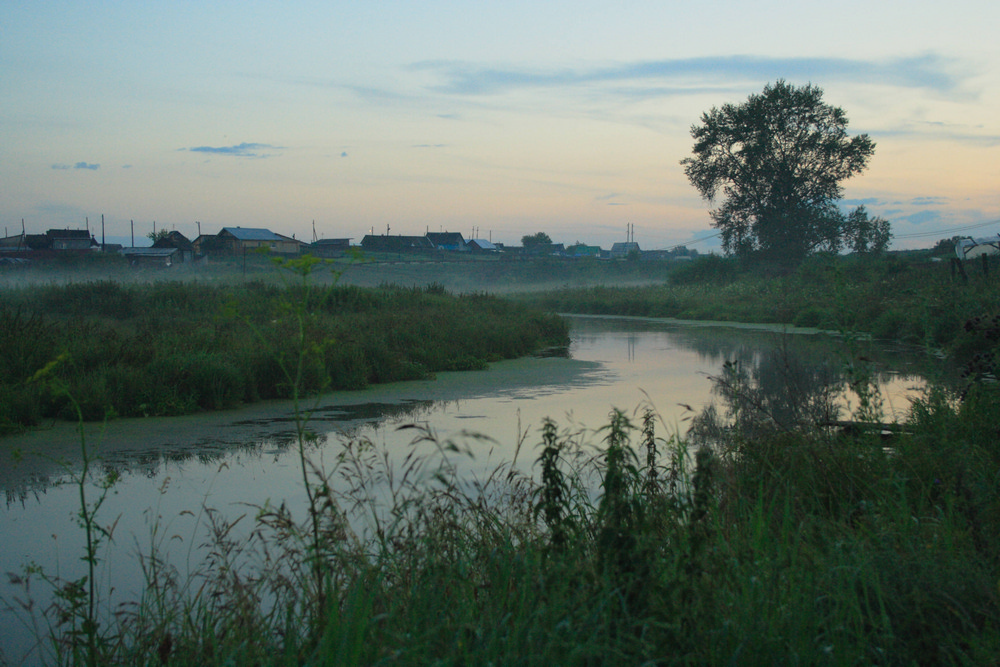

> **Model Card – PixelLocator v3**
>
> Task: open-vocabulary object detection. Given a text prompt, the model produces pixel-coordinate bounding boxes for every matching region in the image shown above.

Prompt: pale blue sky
[2,0,998,249]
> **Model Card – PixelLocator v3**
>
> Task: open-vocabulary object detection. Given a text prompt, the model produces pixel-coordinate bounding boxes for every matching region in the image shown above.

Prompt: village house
[521,242,565,257]
[151,230,196,263]
[0,234,27,252]
[120,247,180,268]
[307,238,352,258]
[467,239,499,253]
[610,242,641,259]
[24,229,99,252]
[565,243,601,258]
[210,227,303,255]
[360,235,435,253]
[425,232,467,252]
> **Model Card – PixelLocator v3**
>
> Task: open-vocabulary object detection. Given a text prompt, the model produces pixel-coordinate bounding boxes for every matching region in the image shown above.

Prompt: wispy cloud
[867,126,1000,147]
[51,162,100,170]
[596,193,626,205]
[185,143,279,157]
[897,210,943,225]
[911,196,950,206]
[414,54,962,96]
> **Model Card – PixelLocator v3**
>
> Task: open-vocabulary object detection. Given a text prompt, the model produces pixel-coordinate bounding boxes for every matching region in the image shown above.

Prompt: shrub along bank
[0,279,568,433]
[514,253,998,354]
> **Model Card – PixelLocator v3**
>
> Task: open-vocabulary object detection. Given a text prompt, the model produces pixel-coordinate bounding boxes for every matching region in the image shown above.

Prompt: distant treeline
[0,280,568,433]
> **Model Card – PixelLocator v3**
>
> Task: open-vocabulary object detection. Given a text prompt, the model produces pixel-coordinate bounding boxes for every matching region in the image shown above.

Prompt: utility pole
[101,214,105,249]
[131,220,134,247]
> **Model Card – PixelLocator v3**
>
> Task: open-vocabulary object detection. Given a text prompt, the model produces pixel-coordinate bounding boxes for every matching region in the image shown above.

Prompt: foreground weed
[10,353,122,666]
[533,418,574,552]
[247,254,344,620]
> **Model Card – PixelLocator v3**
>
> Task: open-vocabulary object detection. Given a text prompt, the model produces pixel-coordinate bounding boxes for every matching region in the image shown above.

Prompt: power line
[654,231,721,252]
[892,218,1000,240]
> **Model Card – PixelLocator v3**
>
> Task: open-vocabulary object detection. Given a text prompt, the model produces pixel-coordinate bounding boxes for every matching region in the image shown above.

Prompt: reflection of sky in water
[0,316,942,665]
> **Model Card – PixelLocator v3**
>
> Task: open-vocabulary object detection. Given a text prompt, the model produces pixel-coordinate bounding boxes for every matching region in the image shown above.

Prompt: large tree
[682,80,888,263]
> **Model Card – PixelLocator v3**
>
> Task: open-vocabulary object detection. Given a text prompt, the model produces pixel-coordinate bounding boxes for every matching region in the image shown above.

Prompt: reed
[0,277,568,434]
[6,374,999,664]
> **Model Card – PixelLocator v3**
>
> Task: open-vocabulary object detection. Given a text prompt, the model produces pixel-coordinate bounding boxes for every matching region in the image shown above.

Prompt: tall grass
[0,278,568,433]
[514,253,1000,355]
[11,378,996,665]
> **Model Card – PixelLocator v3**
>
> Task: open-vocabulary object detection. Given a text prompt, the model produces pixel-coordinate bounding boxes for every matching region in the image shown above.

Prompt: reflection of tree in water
[5,477,51,509]
[688,335,908,447]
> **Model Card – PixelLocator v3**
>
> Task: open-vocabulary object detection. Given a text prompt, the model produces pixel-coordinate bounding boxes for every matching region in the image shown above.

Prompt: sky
[2,1,998,251]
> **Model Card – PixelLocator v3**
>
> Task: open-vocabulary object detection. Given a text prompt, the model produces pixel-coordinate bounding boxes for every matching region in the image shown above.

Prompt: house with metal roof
[610,242,641,259]
[216,227,303,255]
[120,246,180,268]
[467,239,499,253]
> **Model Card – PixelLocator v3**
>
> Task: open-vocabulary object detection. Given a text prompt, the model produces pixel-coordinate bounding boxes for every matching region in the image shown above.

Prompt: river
[0,315,939,664]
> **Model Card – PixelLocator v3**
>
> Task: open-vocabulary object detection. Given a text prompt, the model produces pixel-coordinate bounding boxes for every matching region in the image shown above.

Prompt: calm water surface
[0,315,936,663]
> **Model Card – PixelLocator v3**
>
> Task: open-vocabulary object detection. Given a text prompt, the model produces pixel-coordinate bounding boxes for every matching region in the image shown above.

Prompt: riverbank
[0,275,568,435]
[0,353,603,492]
[511,253,999,354]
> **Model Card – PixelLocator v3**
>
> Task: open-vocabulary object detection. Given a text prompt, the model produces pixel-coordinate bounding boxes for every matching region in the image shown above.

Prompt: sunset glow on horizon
[3,1,998,251]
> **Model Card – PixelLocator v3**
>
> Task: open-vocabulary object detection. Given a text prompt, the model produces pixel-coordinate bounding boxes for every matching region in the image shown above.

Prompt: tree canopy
[521,232,553,247]
[681,80,889,263]
[147,228,172,243]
